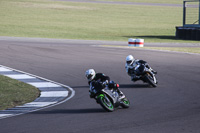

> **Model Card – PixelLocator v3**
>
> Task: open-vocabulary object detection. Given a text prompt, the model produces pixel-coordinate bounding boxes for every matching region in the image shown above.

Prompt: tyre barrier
[128,38,144,47]
[176,26,200,40]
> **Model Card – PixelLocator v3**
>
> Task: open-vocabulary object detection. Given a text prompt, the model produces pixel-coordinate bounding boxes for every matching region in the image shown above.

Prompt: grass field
[0,0,198,43]
[0,75,40,110]
[141,47,200,54]
[97,0,182,4]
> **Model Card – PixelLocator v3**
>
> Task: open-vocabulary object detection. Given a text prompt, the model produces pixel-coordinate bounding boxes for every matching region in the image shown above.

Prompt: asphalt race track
[0,37,200,133]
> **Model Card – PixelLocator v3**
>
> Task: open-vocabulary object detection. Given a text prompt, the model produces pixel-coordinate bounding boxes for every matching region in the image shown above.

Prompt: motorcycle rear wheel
[97,94,114,112]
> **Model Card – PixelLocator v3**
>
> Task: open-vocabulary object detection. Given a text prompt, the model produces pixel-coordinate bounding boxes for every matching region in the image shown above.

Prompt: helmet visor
[86,74,93,80]
[126,60,132,65]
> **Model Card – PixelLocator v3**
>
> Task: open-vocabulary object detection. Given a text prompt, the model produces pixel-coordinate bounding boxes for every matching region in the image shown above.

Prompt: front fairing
[102,88,122,106]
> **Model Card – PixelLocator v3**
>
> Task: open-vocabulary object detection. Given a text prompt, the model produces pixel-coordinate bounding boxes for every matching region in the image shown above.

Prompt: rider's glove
[102,80,109,86]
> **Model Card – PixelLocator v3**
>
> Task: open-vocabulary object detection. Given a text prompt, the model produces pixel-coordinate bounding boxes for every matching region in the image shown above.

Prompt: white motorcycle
[129,64,157,87]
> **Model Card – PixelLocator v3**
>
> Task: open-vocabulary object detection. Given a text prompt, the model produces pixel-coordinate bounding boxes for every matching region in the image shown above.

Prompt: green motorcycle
[89,81,130,112]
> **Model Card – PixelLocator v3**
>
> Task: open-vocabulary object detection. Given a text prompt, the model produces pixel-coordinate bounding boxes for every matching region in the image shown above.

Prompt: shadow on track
[71,86,89,89]
[72,84,152,89]
[31,108,106,114]
[119,84,151,89]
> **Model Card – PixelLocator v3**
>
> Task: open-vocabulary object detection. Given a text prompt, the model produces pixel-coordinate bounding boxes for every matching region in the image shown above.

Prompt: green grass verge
[0,0,198,43]
[97,0,182,4]
[0,75,40,110]
[141,47,200,54]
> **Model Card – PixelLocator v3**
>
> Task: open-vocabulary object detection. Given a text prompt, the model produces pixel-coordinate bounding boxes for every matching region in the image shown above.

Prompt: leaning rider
[125,55,157,81]
[85,69,124,98]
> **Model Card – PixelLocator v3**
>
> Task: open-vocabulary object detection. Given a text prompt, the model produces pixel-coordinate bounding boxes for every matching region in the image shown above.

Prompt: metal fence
[183,0,200,27]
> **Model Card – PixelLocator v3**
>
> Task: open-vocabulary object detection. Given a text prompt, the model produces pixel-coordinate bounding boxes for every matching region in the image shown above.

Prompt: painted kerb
[0,65,75,119]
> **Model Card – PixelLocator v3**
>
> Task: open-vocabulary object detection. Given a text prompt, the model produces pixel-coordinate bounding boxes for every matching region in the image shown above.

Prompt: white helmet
[126,55,134,65]
[85,69,96,81]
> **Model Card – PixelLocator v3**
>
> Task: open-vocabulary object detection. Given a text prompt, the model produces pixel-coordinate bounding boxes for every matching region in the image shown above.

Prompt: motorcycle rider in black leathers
[125,55,157,81]
[85,69,125,99]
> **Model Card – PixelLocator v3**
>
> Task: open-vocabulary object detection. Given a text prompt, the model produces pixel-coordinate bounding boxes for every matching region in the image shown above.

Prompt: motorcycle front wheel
[144,73,157,87]
[120,98,130,108]
[97,94,114,112]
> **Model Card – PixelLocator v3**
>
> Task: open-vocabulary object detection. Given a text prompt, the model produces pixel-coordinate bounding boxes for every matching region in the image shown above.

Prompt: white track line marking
[40,91,69,97]
[4,74,36,79]
[0,114,12,117]
[17,102,57,107]
[0,67,12,72]
[28,82,61,88]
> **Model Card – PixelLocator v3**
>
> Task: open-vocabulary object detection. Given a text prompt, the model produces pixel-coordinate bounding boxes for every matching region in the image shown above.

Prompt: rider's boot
[131,75,139,82]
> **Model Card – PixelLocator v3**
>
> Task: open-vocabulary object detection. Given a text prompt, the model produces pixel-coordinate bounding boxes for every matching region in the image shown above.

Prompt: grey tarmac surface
[0,37,200,133]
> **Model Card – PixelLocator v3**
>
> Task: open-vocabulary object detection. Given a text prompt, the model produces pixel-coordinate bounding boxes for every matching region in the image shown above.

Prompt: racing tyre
[120,98,130,108]
[144,73,157,87]
[97,94,114,112]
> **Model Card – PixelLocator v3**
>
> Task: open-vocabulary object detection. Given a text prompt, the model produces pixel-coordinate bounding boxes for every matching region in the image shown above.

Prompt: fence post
[199,0,200,24]
[183,1,186,26]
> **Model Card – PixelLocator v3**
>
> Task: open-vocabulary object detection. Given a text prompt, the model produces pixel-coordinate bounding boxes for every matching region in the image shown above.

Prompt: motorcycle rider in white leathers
[125,55,157,81]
